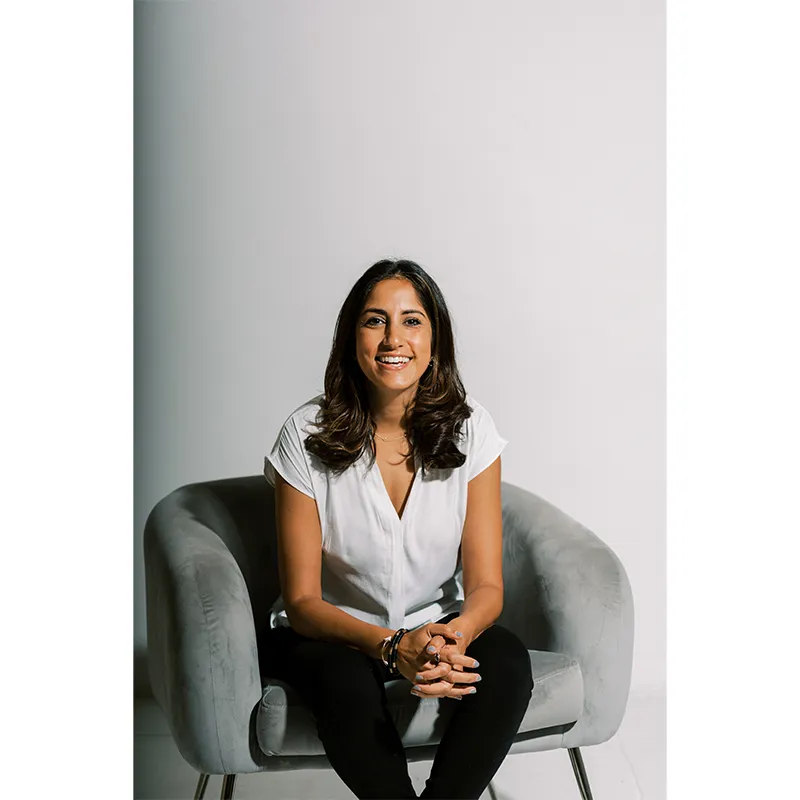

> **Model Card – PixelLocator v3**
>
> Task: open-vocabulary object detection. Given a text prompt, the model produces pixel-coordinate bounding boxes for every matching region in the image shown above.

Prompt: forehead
[362,278,422,308]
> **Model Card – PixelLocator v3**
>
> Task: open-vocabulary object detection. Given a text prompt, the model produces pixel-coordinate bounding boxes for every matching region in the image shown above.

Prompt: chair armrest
[144,484,266,774]
[499,483,635,747]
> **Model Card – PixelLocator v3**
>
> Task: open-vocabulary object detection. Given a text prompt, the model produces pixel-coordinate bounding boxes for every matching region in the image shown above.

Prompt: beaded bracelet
[388,628,409,676]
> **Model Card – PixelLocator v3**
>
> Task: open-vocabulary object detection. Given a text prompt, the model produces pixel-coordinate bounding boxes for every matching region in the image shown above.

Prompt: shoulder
[460,394,507,480]
[277,393,324,437]
[462,394,495,437]
[265,394,325,493]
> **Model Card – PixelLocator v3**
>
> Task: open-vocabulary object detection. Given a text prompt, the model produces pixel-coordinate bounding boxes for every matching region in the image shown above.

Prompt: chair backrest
[184,476,281,645]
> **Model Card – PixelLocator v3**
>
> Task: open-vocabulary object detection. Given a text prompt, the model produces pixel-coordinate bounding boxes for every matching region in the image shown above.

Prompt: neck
[368,385,417,432]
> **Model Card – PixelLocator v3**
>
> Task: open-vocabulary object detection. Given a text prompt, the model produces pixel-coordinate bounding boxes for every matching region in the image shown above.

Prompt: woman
[262,259,534,799]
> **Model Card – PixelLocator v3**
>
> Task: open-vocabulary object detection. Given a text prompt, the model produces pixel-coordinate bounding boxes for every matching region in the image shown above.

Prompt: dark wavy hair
[304,259,473,476]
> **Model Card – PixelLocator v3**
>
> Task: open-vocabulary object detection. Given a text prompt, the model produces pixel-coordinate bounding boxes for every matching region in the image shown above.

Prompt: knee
[469,626,534,696]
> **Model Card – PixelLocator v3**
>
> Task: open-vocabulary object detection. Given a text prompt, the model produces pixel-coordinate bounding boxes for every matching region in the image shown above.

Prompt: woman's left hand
[424,616,476,659]
[411,616,480,691]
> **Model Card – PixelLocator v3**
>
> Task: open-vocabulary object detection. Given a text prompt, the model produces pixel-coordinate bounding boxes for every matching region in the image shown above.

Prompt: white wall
[135,0,664,693]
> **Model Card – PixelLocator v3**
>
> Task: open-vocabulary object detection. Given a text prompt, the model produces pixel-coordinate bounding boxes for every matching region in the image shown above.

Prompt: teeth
[377,357,411,364]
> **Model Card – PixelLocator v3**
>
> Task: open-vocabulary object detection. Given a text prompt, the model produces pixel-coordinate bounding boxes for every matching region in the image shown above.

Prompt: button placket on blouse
[382,474,405,630]
[371,453,420,630]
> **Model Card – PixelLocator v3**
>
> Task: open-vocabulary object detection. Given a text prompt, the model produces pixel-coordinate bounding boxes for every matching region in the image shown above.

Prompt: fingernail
[427,646,436,653]
[473,660,480,668]
[474,675,482,681]
[469,687,477,694]
[455,631,463,638]
[415,674,423,681]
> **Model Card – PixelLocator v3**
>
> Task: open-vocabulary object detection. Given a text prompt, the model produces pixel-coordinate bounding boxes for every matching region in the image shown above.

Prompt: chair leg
[220,774,237,799]
[567,748,595,800]
[193,773,209,800]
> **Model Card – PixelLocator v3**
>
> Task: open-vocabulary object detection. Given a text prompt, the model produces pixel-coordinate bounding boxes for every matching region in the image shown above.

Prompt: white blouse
[263,393,508,632]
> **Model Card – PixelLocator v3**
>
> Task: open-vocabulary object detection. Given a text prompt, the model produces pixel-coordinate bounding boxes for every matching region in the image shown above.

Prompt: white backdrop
[135,0,664,693]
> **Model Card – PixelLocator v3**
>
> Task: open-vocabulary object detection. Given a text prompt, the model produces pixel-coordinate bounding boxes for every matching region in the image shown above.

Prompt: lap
[260,615,533,698]
[262,625,381,688]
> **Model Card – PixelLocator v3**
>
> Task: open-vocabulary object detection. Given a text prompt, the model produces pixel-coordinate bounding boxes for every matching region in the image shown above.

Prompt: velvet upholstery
[144,477,633,776]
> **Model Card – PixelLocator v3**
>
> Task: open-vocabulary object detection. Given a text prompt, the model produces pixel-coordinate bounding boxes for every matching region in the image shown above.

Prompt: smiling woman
[302,260,474,477]
[260,258,533,800]
[357,280,432,393]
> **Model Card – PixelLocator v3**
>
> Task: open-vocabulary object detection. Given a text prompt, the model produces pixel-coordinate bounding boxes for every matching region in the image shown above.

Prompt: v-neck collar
[370,451,421,525]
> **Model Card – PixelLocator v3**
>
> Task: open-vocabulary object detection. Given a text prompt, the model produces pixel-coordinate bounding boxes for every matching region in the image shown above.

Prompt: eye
[363,316,423,327]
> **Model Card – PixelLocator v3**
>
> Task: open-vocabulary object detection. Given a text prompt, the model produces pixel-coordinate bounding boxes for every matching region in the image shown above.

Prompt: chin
[372,371,420,389]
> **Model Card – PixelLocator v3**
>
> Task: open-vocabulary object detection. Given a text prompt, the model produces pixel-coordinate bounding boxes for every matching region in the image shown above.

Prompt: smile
[376,356,412,371]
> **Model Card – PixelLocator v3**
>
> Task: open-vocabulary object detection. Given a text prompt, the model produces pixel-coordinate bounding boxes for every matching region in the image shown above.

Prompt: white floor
[134,685,665,800]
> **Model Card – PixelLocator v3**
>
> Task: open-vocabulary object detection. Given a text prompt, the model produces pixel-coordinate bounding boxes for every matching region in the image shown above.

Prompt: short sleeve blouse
[263,393,508,631]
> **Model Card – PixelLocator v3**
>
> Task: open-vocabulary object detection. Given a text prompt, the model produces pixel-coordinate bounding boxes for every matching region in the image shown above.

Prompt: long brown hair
[304,259,473,476]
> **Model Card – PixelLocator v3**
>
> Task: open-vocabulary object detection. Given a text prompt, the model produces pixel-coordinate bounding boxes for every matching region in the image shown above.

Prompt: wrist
[378,635,392,665]
[396,631,415,662]
[373,627,395,661]
[451,615,478,644]
[386,628,410,676]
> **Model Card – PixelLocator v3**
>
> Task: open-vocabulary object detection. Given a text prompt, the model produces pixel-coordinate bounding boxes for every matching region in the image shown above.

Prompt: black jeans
[261,612,534,800]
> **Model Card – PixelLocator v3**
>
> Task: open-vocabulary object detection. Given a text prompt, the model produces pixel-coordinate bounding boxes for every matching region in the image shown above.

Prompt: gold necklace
[373,430,407,442]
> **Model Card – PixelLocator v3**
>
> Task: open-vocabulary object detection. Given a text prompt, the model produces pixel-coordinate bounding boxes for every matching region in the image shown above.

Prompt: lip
[375,356,413,371]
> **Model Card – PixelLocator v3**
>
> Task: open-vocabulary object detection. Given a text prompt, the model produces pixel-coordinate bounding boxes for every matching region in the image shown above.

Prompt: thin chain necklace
[373,430,407,442]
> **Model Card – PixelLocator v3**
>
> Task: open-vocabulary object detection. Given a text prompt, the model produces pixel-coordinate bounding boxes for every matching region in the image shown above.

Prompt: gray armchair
[144,476,633,800]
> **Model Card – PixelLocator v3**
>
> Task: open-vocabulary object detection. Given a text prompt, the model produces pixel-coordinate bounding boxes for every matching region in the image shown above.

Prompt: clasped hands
[395,617,481,700]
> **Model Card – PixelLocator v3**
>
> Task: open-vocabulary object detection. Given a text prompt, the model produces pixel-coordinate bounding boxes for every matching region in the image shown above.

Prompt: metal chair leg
[220,774,237,799]
[568,748,595,800]
[193,773,210,800]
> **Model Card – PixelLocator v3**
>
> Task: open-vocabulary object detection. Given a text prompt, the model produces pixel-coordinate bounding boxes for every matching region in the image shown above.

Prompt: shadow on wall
[134,648,152,697]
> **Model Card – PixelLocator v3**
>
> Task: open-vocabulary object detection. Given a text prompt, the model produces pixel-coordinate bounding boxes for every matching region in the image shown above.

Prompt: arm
[274,472,394,659]
[456,454,505,643]
[421,455,505,660]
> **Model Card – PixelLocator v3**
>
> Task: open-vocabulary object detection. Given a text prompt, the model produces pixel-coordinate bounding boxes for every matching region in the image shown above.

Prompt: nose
[383,320,404,348]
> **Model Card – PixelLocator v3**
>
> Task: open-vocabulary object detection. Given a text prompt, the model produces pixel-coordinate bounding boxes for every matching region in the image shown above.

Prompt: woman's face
[355,277,433,402]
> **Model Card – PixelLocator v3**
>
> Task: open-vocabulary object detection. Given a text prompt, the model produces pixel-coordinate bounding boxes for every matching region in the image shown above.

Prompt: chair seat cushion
[257,649,584,757]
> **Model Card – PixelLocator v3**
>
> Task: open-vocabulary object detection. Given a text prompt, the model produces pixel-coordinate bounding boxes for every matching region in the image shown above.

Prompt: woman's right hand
[395,624,481,700]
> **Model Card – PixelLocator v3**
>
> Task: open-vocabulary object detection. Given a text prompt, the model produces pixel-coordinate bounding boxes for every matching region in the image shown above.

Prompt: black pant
[261,612,534,800]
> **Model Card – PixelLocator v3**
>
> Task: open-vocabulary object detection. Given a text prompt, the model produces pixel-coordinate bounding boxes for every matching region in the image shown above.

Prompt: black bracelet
[390,631,405,676]
[388,628,408,676]
[388,629,403,675]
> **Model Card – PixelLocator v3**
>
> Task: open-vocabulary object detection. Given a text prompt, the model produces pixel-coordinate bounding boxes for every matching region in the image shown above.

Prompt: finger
[432,657,480,685]
[428,623,463,641]
[412,683,478,698]
[413,663,453,683]
[412,689,461,700]
[421,690,462,701]
[411,685,450,698]
[435,650,480,670]
[454,654,482,669]
[441,669,481,686]
[425,635,446,657]
[423,657,462,677]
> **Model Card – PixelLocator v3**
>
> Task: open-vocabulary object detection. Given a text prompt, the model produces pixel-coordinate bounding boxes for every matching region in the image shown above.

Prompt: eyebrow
[361,307,426,317]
